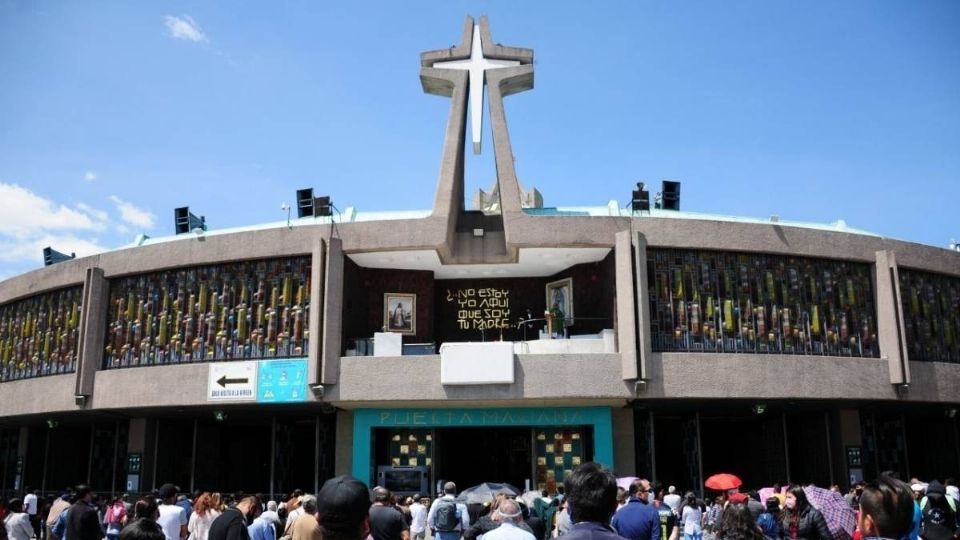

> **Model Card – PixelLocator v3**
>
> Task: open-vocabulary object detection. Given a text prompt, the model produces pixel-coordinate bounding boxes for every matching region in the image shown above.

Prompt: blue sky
[1,1,958,280]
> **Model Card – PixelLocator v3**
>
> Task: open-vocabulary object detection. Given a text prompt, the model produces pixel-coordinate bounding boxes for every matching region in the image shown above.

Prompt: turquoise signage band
[351,406,614,485]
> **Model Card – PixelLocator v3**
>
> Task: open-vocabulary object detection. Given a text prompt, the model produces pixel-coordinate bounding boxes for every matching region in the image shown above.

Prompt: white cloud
[0,183,105,239]
[116,224,130,234]
[0,183,112,272]
[164,15,207,42]
[76,202,109,223]
[84,171,97,181]
[109,195,156,229]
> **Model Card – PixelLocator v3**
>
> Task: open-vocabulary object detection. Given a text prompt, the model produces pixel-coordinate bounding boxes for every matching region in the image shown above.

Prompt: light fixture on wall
[895,383,910,397]
[946,408,957,419]
[213,410,227,422]
[74,394,88,407]
[753,403,767,415]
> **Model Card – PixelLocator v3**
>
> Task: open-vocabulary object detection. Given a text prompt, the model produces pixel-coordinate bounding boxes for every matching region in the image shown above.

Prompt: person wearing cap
[564,463,628,540]
[156,485,188,540]
[65,486,99,540]
[857,475,914,540]
[369,488,409,540]
[316,475,372,540]
[611,478,660,540]
[918,480,957,540]
[426,483,469,540]
[207,495,261,540]
[480,500,534,540]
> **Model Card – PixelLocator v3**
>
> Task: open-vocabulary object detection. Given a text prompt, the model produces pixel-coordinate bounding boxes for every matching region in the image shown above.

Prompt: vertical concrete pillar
[334,410,354,477]
[615,230,638,380]
[308,239,327,386]
[16,426,28,491]
[612,407,636,477]
[837,409,863,484]
[633,233,653,380]
[321,238,344,385]
[875,250,910,384]
[75,267,108,403]
[127,418,153,492]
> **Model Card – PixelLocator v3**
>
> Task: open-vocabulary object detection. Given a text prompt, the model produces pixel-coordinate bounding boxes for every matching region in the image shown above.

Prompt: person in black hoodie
[207,496,261,540]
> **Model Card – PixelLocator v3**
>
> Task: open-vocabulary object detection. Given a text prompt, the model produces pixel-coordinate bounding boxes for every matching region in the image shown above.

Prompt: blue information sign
[257,358,308,403]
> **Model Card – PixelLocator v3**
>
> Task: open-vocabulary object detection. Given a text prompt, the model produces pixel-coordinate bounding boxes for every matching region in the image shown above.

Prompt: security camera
[281,203,290,211]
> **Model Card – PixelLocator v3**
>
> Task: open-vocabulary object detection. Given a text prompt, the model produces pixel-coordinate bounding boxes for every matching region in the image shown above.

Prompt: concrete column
[75,267,108,403]
[127,418,153,492]
[334,410,354,477]
[633,233,653,379]
[17,426,28,491]
[615,230,638,380]
[321,238,344,385]
[612,407,636,476]
[308,238,327,386]
[875,250,910,384]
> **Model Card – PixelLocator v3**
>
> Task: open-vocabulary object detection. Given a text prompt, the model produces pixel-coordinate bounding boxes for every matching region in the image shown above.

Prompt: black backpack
[435,500,460,532]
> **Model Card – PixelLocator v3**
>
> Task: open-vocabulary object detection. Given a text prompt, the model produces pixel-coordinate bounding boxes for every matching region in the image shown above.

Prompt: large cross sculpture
[420,16,533,221]
[432,23,520,155]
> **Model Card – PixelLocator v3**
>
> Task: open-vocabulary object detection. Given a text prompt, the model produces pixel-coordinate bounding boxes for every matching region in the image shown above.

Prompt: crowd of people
[1,467,957,540]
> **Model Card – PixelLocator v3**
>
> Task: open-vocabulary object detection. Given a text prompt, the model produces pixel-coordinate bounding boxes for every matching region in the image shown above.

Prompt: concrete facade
[2,15,959,493]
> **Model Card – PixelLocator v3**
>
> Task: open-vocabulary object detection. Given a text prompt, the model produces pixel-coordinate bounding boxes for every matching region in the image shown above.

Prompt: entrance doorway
[434,428,532,490]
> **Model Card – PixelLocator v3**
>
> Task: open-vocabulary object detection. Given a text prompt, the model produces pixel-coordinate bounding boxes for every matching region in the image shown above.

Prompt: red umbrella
[705,473,743,491]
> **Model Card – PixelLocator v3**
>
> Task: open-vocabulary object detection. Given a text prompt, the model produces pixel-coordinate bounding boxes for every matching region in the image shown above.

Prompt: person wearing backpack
[104,497,128,540]
[427,483,469,540]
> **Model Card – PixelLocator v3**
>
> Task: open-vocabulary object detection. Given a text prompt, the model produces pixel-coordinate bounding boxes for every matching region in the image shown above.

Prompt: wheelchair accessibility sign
[257,358,308,403]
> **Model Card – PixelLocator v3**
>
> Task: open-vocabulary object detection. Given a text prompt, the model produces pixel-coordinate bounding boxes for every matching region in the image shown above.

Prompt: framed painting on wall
[384,293,416,335]
[545,277,573,327]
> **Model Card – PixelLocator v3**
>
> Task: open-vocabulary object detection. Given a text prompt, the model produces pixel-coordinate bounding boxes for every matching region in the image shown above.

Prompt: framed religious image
[545,277,574,327]
[384,293,416,335]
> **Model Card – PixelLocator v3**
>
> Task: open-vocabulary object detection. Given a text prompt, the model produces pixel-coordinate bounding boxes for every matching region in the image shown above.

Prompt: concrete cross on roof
[428,19,528,155]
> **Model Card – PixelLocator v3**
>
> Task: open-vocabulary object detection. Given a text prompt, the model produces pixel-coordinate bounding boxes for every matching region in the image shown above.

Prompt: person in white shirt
[23,489,39,538]
[409,496,429,540]
[5,499,36,540]
[663,487,682,516]
[157,484,188,540]
[480,501,534,540]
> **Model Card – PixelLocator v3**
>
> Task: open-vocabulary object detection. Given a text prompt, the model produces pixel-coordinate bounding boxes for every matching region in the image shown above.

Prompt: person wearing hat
[316,475,372,540]
[918,481,957,540]
[156,485,188,540]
